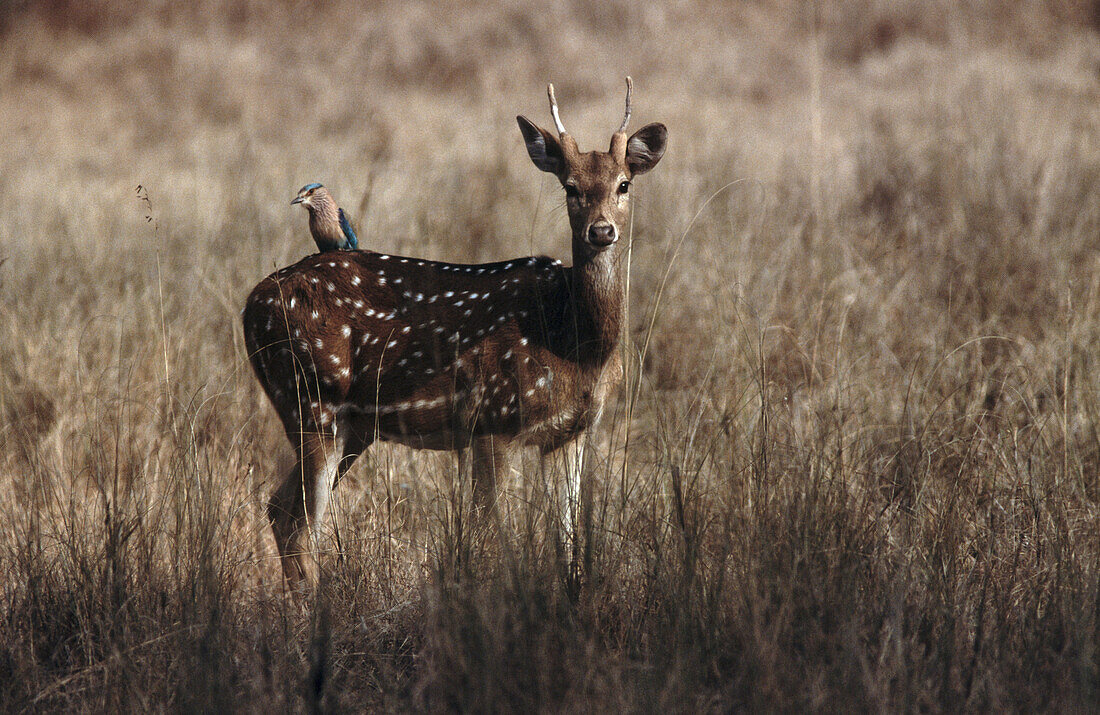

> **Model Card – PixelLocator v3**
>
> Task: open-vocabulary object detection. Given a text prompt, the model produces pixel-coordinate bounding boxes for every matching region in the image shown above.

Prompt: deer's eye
[617,181,631,195]
[564,184,580,199]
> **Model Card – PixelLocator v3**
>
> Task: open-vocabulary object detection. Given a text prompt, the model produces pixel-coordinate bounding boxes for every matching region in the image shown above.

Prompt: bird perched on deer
[292,182,359,252]
[244,79,666,591]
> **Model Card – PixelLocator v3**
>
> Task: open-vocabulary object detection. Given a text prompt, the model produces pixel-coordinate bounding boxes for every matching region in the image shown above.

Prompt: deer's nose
[587,222,617,247]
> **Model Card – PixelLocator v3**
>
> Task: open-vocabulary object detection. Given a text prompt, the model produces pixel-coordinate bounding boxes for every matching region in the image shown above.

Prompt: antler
[618,76,633,134]
[547,83,568,136]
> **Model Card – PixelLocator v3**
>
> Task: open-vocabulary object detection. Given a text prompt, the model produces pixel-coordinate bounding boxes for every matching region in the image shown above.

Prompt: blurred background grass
[1,0,1100,710]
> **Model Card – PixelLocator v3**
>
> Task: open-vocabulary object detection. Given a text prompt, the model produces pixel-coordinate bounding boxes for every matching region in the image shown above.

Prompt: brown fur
[243,83,666,590]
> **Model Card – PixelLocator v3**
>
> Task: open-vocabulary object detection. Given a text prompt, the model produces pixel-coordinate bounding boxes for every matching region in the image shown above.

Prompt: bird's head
[291,182,328,211]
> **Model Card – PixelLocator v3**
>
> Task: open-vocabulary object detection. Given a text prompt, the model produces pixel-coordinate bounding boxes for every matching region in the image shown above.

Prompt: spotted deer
[243,79,666,589]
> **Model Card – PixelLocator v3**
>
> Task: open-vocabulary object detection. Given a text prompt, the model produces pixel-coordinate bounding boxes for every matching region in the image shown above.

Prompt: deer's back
[242,250,618,450]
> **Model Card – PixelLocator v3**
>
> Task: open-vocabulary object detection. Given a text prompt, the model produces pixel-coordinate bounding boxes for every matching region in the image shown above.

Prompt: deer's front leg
[542,434,587,568]
[470,435,511,510]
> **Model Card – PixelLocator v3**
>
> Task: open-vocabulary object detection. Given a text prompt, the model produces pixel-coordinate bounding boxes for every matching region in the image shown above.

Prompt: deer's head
[517,78,666,260]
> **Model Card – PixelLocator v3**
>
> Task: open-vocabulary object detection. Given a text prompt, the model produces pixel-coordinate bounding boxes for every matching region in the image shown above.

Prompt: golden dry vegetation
[2,0,1100,710]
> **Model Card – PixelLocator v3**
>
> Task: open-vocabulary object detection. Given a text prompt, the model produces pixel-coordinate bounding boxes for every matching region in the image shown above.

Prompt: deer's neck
[567,247,625,364]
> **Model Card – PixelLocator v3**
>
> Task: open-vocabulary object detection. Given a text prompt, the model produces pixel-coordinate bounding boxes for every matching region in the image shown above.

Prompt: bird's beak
[291,196,304,205]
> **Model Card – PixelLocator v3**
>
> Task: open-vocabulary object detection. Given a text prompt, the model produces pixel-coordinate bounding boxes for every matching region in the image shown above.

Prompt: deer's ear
[626,123,667,175]
[517,116,566,175]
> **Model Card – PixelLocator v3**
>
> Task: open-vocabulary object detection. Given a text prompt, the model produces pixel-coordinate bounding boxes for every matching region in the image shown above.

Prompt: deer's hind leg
[268,410,347,592]
[333,412,375,489]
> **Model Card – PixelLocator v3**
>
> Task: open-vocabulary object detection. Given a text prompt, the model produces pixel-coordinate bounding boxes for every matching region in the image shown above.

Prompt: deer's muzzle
[586,222,617,248]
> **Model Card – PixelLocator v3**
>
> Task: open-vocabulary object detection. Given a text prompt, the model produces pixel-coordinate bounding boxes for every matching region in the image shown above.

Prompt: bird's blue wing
[338,208,359,250]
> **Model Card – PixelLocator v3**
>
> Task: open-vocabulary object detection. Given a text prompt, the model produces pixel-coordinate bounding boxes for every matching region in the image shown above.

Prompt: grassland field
[2,0,1100,710]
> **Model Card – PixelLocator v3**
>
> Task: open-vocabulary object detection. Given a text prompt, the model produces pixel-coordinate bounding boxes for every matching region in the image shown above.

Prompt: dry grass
[2,0,1100,710]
